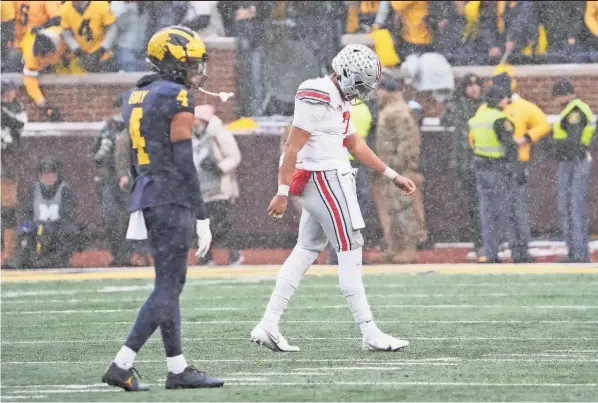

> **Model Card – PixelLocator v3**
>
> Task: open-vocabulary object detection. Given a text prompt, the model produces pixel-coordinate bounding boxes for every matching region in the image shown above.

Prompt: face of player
[186,59,208,89]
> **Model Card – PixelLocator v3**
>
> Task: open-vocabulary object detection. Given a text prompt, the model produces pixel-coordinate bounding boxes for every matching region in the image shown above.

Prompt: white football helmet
[331,44,381,100]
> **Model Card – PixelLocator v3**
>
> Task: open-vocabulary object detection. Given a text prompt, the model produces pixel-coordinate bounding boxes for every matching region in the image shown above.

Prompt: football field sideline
[2,262,598,283]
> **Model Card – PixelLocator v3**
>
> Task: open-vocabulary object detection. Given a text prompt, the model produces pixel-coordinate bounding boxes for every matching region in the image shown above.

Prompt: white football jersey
[291,76,356,171]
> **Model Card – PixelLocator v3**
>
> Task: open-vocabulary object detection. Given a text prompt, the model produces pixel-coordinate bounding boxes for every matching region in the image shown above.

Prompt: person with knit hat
[442,72,484,260]
[551,79,595,263]
[488,70,551,263]
[468,85,518,264]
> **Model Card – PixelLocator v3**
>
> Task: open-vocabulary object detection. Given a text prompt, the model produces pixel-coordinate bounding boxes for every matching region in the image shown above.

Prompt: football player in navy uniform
[101,26,223,391]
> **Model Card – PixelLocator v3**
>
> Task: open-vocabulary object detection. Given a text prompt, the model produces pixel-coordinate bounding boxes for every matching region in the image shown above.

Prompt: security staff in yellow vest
[468,86,518,264]
[491,71,551,263]
[552,80,596,263]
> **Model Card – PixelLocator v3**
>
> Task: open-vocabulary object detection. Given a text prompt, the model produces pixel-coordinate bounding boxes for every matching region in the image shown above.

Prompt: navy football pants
[124,204,193,357]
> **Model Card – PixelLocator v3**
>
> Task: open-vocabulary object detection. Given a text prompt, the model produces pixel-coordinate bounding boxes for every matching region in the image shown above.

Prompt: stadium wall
[4,42,598,246]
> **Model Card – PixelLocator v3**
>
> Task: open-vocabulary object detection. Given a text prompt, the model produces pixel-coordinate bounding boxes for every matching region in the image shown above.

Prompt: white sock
[337,248,376,337]
[260,246,318,333]
[166,354,188,374]
[113,346,136,370]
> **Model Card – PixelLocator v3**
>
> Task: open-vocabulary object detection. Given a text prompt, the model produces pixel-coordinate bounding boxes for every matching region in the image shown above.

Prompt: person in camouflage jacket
[372,69,421,264]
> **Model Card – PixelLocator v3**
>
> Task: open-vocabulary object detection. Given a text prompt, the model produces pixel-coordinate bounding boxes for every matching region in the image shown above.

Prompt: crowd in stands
[2,1,598,118]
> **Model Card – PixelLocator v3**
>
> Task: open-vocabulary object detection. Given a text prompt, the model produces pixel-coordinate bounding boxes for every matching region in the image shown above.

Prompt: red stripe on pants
[315,171,349,252]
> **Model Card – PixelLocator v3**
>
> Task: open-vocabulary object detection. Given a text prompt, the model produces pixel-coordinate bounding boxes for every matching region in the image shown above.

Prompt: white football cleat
[362,331,409,351]
[250,325,300,352]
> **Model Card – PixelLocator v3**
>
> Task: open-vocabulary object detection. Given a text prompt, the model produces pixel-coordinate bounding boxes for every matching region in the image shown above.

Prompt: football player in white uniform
[251,44,416,352]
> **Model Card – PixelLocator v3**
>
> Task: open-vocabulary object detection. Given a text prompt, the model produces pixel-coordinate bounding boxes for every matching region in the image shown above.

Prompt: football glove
[195,219,212,259]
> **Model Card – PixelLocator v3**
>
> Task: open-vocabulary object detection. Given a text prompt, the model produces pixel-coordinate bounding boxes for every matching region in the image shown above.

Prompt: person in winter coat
[490,71,550,263]
[442,73,484,259]
[21,158,78,269]
[192,105,243,265]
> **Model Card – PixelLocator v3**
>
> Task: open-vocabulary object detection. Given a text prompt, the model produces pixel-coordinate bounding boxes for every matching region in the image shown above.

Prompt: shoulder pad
[296,88,331,105]
[156,81,186,97]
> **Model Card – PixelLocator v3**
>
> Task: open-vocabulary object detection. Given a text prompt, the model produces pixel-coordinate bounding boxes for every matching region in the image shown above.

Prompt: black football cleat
[101,362,150,392]
[165,366,224,389]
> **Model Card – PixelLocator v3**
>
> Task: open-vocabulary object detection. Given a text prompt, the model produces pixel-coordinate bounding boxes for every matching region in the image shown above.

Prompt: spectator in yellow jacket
[21,26,85,120]
[584,0,598,60]
[390,1,433,57]
[490,71,551,263]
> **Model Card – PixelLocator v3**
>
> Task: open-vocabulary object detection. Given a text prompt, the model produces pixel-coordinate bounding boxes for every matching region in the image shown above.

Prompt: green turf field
[2,269,598,401]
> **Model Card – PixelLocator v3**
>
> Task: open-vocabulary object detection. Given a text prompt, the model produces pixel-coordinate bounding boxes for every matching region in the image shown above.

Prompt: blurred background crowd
[1,1,596,269]
[3,1,598,116]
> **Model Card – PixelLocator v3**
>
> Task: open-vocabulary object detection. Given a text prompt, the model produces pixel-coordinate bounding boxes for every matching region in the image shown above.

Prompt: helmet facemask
[185,53,208,89]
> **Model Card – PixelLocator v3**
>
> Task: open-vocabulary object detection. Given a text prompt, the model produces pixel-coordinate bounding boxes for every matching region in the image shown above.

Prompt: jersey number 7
[129,108,150,165]
[342,111,351,135]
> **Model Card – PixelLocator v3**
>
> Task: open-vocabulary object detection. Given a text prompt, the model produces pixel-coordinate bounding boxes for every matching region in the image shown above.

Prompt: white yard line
[2,336,596,345]
[4,292,598,305]
[2,381,597,391]
[6,319,598,327]
[5,304,598,315]
[226,381,598,387]
[3,357,598,366]
[231,372,332,376]
[4,281,598,299]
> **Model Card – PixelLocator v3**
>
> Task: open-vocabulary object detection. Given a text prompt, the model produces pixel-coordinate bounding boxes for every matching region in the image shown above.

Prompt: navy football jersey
[122,74,196,212]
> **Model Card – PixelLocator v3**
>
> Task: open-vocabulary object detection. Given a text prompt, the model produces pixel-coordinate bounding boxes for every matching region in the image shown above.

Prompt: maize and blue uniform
[120,74,205,358]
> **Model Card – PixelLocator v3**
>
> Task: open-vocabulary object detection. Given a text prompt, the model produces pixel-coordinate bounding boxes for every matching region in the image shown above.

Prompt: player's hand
[195,219,212,259]
[393,175,416,196]
[268,195,288,218]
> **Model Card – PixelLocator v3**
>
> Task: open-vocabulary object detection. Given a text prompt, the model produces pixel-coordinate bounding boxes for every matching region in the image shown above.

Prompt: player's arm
[267,125,311,217]
[170,112,207,221]
[170,111,212,257]
[278,126,311,188]
[345,132,416,195]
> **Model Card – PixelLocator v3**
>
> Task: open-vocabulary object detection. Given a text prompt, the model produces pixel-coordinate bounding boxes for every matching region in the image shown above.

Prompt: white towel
[337,168,365,230]
[126,210,148,240]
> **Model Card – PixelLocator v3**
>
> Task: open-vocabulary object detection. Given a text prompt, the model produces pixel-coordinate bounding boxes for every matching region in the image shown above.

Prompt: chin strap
[198,87,234,102]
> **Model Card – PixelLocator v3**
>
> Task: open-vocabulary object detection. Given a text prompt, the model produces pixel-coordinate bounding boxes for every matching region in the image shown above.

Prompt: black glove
[200,156,221,173]
[45,105,61,122]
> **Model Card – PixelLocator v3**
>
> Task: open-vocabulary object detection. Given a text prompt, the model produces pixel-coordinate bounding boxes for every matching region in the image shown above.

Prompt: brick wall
[13,50,598,122]
[17,49,237,122]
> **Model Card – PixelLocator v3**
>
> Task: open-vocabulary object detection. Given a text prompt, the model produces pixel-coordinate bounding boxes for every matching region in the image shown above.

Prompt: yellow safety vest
[468,107,509,158]
[553,99,596,146]
[349,100,372,161]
